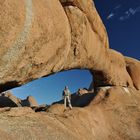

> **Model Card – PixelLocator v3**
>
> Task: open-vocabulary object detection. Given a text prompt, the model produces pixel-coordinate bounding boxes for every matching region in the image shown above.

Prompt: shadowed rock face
[21,95,39,107]
[0,0,140,91]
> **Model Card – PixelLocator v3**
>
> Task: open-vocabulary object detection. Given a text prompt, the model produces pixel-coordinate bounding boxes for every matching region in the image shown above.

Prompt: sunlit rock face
[0,0,139,91]
[125,57,140,90]
[0,87,140,140]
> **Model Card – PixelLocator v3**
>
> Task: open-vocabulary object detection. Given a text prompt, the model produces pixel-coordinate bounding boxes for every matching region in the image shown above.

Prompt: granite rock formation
[0,91,38,107]
[0,1,140,139]
[0,0,140,91]
[52,88,95,107]
[0,87,140,140]
[125,57,140,90]
[21,95,39,107]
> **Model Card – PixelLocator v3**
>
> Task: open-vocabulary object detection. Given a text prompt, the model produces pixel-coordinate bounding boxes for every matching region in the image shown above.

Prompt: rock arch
[0,0,140,92]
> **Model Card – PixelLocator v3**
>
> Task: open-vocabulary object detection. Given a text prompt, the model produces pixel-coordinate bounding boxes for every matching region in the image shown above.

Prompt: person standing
[62,86,72,110]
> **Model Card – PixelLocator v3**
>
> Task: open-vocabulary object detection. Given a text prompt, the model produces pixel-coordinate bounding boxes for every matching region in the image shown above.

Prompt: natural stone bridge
[0,0,140,92]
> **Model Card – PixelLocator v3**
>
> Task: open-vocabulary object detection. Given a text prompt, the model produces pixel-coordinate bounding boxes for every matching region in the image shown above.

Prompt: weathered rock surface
[125,57,140,90]
[21,95,39,107]
[0,91,21,107]
[0,87,140,140]
[0,1,140,139]
[52,88,95,107]
[0,0,139,91]
[0,91,38,107]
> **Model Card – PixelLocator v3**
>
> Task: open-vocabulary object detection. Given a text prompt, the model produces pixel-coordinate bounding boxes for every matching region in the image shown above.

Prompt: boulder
[125,57,140,90]
[0,91,21,107]
[77,88,89,96]
[0,91,38,107]
[0,96,18,107]
[21,96,38,107]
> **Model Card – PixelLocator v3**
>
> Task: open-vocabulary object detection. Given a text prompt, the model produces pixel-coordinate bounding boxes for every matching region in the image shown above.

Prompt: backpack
[63,89,70,96]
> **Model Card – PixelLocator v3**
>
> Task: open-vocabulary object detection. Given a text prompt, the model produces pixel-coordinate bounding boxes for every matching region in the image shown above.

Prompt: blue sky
[94,0,140,60]
[12,0,140,105]
[12,70,92,105]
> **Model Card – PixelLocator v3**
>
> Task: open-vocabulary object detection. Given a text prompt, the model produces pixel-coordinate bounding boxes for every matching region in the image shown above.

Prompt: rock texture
[21,95,39,107]
[0,87,140,140]
[0,91,38,107]
[0,1,140,140]
[0,91,21,107]
[125,57,140,90]
[52,88,95,107]
[0,0,140,91]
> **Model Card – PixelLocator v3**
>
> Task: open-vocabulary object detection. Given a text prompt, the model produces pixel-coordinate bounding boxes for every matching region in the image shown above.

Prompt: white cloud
[107,13,115,20]
[119,7,140,21]
[129,8,136,15]
[107,5,140,21]
[106,4,121,20]
[114,5,122,10]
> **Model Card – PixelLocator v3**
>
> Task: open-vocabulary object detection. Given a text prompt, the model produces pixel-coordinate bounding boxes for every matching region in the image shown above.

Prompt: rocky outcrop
[0,0,139,92]
[0,96,18,107]
[21,95,38,107]
[0,91,21,107]
[0,87,140,140]
[125,57,140,90]
[0,1,140,139]
[0,91,38,107]
[52,88,95,107]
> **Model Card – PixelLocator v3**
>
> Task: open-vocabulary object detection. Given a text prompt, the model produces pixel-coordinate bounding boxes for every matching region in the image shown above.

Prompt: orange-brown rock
[0,0,139,92]
[0,91,20,107]
[21,95,39,107]
[0,91,38,107]
[0,1,140,139]
[77,88,89,95]
[0,87,140,140]
[125,57,140,90]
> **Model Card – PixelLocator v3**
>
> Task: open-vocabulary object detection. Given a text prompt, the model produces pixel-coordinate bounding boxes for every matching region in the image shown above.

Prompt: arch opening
[0,69,94,109]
